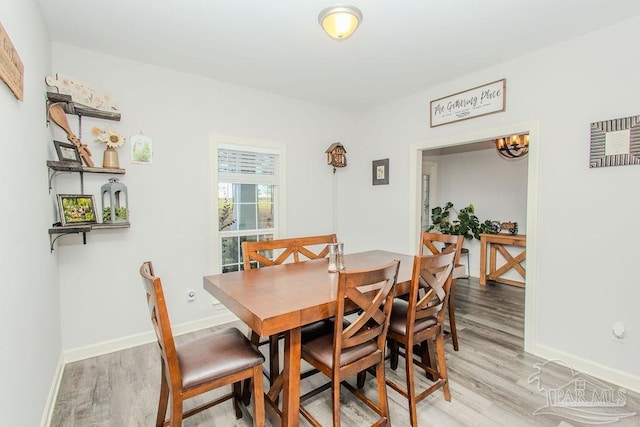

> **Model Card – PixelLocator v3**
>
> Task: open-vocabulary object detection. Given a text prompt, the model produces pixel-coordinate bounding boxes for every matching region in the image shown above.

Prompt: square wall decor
[372,158,389,185]
[590,115,640,168]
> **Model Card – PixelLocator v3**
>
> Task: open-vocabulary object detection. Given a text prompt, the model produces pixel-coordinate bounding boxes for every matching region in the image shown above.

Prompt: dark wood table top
[203,250,414,337]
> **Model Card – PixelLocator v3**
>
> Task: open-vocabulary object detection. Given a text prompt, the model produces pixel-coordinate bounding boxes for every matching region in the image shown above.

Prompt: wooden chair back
[408,248,456,333]
[242,234,336,270]
[421,231,463,266]
[334,260,400,368]
[421,232,464,350]
[139,261,180,385]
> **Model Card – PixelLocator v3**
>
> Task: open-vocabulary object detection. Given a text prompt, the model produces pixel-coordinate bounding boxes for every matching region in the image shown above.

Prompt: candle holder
[101,178,129,223]
[328,242,345,272]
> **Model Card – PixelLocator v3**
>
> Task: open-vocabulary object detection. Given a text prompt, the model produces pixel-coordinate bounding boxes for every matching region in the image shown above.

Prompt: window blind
[218,148,279,185]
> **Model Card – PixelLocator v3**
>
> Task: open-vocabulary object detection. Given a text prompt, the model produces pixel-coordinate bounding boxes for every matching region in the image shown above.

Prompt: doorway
[408,121,539,353]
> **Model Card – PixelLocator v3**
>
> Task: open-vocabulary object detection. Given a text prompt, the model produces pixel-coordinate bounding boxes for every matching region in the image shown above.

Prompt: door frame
[408,120,539,353]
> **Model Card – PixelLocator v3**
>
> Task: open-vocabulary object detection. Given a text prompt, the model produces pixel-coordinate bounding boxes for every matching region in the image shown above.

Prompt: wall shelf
[46,92,121,121]
[48,222,131,252]
[46,92,129,251]
[47,160,125,193]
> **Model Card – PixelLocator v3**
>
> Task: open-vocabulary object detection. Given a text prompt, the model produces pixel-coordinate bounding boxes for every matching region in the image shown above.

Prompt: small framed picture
[130,133,153,164]
[372,158,389,185]
[57,194,98,226]
[53,140,82,164]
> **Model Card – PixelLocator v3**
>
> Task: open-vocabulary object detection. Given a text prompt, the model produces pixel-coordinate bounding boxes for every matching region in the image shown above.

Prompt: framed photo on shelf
[372,158,389,185]
[53,140,81,164]
[57,194,97,226]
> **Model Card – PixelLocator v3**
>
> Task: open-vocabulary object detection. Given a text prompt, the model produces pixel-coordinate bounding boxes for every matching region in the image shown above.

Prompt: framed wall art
[589,115,640,168]
[53,140,82,164]
[130,133,153,164]
[430,79,506,127]
[372,158,389,185]
[57,194,97,226]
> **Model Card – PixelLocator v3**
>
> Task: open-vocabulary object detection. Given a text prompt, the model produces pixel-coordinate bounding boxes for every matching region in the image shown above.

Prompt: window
[217,144,281,272]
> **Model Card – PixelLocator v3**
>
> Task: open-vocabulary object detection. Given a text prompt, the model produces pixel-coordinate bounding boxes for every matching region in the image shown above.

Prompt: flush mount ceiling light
[318,5,363,41]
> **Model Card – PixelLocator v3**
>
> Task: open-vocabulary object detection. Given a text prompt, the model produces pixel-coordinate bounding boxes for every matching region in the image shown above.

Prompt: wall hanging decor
[45,73,119,112]
[326,142,347,173]
[372,158,389,185]
[0,22,23,101]
[589,115,640,168]
[130,133,153,164]
[430,79,505,127]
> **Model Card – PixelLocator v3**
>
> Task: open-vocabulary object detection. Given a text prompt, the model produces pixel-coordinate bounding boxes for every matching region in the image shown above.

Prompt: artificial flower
[92,127,125,148]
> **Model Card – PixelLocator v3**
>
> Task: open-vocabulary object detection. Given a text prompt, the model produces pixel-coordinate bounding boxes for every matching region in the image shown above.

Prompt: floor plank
[50,278,640,426]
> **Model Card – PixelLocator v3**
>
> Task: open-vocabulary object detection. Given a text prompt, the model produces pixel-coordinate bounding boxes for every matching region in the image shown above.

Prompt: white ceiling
[38,0,640,112]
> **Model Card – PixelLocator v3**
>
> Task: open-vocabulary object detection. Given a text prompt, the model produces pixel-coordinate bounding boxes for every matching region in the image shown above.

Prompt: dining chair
[139,261,266,426]
[421,232,463,351]
[385,248,457,427]
[299,260,400,427]
[241,234,337,389]
[242,234,337,270]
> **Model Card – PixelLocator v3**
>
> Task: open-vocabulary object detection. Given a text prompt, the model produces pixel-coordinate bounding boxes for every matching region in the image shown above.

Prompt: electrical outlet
[187,289,196,301]
[612,321,625,343]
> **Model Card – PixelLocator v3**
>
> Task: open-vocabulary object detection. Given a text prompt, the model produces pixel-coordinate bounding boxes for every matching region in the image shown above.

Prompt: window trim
[211,136,286,273]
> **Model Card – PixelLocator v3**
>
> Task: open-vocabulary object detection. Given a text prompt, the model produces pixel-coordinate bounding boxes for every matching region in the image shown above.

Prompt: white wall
[344,17,640,390]
[51,44,357,352]
[425,147,528,277]
[0,0,61,425]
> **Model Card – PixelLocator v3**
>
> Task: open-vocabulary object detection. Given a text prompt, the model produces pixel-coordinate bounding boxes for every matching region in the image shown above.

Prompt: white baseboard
[528,342,640,394]
[63,310,239,364]
[40,353,64,427]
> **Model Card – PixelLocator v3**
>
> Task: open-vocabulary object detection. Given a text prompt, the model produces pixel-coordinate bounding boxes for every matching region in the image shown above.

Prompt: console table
[479,233,526,287]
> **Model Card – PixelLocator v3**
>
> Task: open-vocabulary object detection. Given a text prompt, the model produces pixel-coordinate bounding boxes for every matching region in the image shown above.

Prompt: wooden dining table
[203,249,414,426]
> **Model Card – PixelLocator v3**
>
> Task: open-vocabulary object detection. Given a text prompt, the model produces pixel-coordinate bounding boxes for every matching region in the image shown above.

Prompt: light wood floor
[51,278,640,426]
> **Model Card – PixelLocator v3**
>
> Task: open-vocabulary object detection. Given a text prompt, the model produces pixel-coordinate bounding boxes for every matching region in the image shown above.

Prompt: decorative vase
[103,147,119,168]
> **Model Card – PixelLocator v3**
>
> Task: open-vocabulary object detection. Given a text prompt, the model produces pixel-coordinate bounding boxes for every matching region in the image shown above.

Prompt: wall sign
[590,115,640,168]
[430,79,505,127]
[0,22,24,101]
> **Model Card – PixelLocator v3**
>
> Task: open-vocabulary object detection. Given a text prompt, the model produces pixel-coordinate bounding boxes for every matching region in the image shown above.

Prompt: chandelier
[495,134,529,159]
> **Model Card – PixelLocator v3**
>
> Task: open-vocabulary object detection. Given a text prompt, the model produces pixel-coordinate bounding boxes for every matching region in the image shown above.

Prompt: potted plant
[428,202,498,240]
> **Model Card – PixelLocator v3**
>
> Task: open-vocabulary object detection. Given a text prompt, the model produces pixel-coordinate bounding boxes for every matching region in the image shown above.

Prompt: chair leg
[252,365,266,427]
[405,339,418,427]
[376,361,390,425]
[448,281,459,351]
[332,378,341,427]
[436,333,451,401]
[156,365,169,427]
[169,396,183,427]
[243,330,261,405]
[269,334,280,386]
[389,339,399,370]
[357,371,366,389]
[421,340,437,381]
[233,382,242,419]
